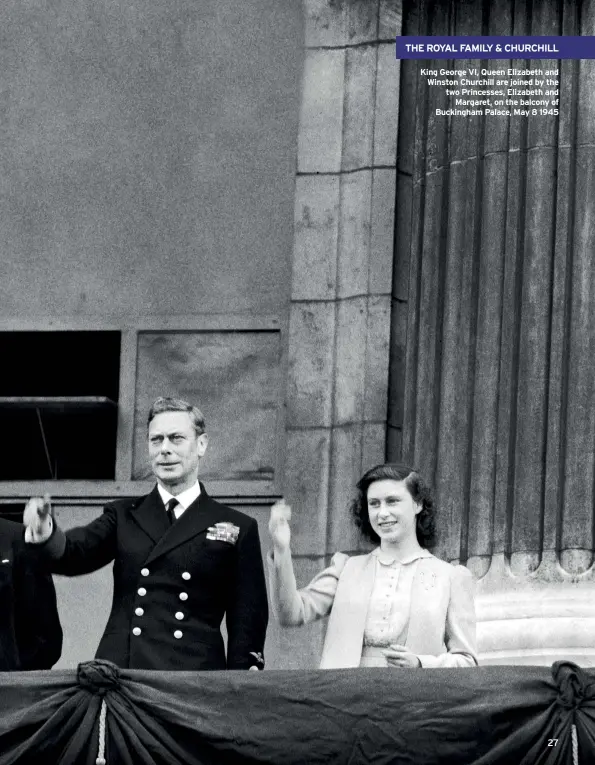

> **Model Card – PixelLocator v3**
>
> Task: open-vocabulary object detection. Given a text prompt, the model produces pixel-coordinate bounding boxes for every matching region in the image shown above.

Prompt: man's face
[148,411,208,493]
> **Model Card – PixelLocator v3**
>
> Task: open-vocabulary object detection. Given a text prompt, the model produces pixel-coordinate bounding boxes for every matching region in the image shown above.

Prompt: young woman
[268,463,477,669]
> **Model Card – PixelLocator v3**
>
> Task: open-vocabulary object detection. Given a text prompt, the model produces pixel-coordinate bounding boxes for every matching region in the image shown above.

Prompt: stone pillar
[389,0,595,664]
[275,0,402,668]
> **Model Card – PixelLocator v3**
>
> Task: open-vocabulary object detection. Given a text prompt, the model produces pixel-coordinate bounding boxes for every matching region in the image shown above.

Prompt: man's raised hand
[24,493,53,543]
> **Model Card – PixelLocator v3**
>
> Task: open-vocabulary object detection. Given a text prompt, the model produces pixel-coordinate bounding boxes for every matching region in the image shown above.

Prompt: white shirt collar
[157,481,201,512]
[372,547,433,567]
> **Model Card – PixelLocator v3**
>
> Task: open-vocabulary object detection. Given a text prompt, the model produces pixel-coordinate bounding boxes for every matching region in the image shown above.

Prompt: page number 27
[548,739,558,747]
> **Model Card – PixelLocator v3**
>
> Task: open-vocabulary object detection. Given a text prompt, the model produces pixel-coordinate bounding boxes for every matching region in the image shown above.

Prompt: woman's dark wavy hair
[351,463,436,548]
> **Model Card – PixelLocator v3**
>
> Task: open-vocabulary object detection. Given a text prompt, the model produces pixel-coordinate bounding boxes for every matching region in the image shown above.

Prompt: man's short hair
[147,397,206,436]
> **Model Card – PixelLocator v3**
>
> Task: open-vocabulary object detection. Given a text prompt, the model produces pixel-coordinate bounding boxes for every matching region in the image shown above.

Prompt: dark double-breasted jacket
[0,518,63,671]
[42,484,268,671]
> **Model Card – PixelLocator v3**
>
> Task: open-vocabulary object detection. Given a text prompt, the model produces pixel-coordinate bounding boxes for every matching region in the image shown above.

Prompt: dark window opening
[0,504,24,523]
[0,332,120,480]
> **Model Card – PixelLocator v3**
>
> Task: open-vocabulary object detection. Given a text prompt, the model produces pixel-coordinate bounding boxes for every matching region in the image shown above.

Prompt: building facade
[1,0,593,668]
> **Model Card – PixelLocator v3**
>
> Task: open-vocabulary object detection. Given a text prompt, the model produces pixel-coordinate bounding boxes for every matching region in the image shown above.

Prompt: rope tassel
[76,659,120,765]
[96,697,107,765]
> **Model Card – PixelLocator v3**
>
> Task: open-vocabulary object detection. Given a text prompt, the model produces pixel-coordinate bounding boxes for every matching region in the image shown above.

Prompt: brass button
[135,607,144,616]
[179,592,188,601]
[138,588,147,596]
[141,568,150,577]
[175,612,184,620]
[174,630,183,639]
[182,572,191,581]
[132,627,142,636]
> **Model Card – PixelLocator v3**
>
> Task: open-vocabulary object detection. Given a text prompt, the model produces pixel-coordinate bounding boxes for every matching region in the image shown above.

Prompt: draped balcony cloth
[0,660,594,765]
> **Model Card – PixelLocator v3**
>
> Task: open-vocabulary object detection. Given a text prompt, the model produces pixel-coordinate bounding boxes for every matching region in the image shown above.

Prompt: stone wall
[280,0,403,667]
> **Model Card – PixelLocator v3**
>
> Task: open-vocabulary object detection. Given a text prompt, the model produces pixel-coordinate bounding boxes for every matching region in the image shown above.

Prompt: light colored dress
[360,549,433,667]
[268,547,478,669]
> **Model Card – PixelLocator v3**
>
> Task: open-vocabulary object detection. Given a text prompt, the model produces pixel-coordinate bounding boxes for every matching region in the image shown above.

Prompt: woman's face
[367,479,421,545]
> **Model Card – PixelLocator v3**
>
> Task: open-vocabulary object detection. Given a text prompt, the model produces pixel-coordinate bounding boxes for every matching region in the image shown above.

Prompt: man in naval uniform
[23,397,268,671]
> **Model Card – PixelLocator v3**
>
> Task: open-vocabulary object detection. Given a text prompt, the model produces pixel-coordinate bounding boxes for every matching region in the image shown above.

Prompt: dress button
[135,607,144,616]
[132,627,142,636]
[175,611,184,620]
[141,568,150,577]
[182,572,191,581]
[174,630,183,639]
[179,592,188,601]
[138,588,147,596]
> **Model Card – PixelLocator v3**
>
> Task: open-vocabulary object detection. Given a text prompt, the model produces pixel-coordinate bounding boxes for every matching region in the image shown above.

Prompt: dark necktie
[166,498,179,525]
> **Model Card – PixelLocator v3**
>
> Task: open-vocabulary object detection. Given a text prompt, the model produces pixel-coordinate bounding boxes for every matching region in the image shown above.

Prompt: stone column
[389,0,595,665]
[275,0,402,668]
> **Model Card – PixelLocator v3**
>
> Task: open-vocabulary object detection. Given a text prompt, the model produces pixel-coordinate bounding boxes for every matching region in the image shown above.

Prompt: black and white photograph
[0,0,594,762]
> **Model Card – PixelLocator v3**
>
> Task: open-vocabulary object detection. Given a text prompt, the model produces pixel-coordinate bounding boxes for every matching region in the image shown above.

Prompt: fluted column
[388,0,595,663]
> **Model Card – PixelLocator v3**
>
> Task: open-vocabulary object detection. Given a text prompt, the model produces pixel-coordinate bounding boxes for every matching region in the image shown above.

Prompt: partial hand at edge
[23,493,53,544]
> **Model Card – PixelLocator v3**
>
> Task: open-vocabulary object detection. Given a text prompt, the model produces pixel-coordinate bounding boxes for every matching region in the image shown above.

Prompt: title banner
[396,36,595,59]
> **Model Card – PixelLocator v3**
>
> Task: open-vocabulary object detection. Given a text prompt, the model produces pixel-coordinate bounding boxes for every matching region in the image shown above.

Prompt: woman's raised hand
[269,499,292,553]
